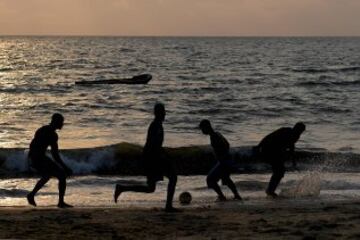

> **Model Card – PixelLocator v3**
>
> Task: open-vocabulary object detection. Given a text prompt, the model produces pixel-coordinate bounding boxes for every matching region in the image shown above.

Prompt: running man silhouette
[114,103,179,212]
[199,119,242,201]
[27,113,73,208]
[255,122,306,198]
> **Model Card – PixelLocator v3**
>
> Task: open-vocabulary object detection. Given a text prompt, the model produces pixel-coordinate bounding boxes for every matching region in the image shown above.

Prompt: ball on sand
[179,191,192,205]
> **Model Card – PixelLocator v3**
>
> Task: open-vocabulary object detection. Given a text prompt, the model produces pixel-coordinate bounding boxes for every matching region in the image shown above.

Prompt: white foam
[62,149,115,174]
[1,148,115,175]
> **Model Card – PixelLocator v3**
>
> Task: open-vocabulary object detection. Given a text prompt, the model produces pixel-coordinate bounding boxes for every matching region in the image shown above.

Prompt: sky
[0,0,359,36]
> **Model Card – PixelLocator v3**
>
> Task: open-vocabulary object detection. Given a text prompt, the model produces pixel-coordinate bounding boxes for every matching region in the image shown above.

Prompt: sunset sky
[0,0,359,36]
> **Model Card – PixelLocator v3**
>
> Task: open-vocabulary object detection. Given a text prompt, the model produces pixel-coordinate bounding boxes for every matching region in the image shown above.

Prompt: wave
[291,66,360,74]
[0,188,29,197]
[0,67,13,72]
[118,48,136,53]
[298,79,360,87]
[1,143,360,177]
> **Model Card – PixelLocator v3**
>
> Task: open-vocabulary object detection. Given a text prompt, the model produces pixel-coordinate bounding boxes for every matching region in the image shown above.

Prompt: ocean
[0,37,359,207]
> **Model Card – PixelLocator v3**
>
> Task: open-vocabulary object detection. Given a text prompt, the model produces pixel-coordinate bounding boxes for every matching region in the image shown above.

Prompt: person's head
[199,119,213,135]
[50,113,64,130]
[154,103,165,121]
[293,122,306,136]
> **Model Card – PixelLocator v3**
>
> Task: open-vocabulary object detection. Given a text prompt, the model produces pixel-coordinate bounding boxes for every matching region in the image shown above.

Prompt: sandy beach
[1,200,360,240]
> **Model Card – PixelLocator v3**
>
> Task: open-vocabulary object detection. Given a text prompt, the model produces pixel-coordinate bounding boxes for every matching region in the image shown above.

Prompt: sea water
[0,37,359,207]
[0,37,359,152]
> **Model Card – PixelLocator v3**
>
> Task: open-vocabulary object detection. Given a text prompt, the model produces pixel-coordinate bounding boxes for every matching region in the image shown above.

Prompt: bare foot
[58,202,73,208]
[114,185,123,203]
[216,196,227,202]
[234,195,243,201]
[27,193,36,207]
[266,191,279,199]
[165,206,182,213]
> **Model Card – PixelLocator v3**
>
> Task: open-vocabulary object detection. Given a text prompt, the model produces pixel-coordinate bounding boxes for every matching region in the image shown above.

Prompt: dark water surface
[0,37,359,152]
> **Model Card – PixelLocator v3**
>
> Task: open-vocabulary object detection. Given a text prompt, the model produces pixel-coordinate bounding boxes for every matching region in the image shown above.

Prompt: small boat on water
[75,74,152,85]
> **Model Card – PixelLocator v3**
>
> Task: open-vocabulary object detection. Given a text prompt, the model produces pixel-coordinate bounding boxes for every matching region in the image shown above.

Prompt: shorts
[207,162,232,184]
[261,150,287,165]
[143,154,176,183]
[29,155,66,179]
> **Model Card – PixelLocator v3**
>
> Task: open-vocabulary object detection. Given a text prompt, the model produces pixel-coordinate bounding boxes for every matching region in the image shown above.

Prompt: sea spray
[278,151,360,199]
[280,171,321,198]
[62,148,115,174]
[0,147,117,175]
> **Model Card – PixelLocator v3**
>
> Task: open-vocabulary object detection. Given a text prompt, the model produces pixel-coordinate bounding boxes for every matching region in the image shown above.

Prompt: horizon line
[1,34,360,38]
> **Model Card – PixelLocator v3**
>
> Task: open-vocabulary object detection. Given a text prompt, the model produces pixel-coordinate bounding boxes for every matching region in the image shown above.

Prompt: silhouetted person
[114,103,179,212]
[199,119,242,201]
[27,113,73,208]
[255,122,306,198]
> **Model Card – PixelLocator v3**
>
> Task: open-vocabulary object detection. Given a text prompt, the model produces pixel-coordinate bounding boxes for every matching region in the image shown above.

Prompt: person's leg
[55,168,73,208]
[27,176,50,206]
[57,175,72,208]
[266,161,285,197]
[222,174,242,200]
[27,156,51,206]
[114,179,157,203]
[207,163,226,200]
[165,173,177,212]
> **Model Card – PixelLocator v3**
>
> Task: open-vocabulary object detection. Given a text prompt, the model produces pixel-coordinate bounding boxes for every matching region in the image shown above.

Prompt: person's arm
[147,122,163,150]
[223,135,230,152]
[257,133,271,154]
[289,143,298,169]
[214,133,231,163]
[51,141,73,175]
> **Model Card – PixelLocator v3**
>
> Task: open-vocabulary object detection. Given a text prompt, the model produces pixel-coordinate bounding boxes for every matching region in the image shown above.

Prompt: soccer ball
[179,191,192,205]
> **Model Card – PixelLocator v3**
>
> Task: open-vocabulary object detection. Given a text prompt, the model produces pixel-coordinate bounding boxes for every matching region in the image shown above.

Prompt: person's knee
[59,177,66,185]
[206,176,217,188]
[168,174,177,184]
[56,173,67,184]
[222,177,233,186]
[40,176,51,182]
[274,169,285,179]
[147,181,156,192]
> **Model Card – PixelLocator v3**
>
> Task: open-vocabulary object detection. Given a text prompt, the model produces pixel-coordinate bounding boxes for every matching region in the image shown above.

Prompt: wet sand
[1,200,360,240]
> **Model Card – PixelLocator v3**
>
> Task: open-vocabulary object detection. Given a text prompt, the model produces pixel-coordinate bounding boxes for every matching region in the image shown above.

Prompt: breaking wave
[0,142,360,177]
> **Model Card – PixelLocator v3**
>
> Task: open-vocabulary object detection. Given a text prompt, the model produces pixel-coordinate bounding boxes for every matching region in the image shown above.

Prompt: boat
[75,74,152,85]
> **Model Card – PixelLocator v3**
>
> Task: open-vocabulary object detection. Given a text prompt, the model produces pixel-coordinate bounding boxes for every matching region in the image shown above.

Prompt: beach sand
[1,200,360,240]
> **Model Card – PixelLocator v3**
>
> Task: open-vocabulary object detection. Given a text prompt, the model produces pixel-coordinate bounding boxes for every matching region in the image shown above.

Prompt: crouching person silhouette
[255,122,306,198]
[27,113,73,208]
[114,103,179,212]
[199,119,242,201]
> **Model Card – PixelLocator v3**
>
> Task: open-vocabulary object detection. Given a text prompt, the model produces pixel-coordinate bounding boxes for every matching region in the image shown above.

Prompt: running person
[114,103,179,212]
[199,119,242,201]
[27,113,73,208]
